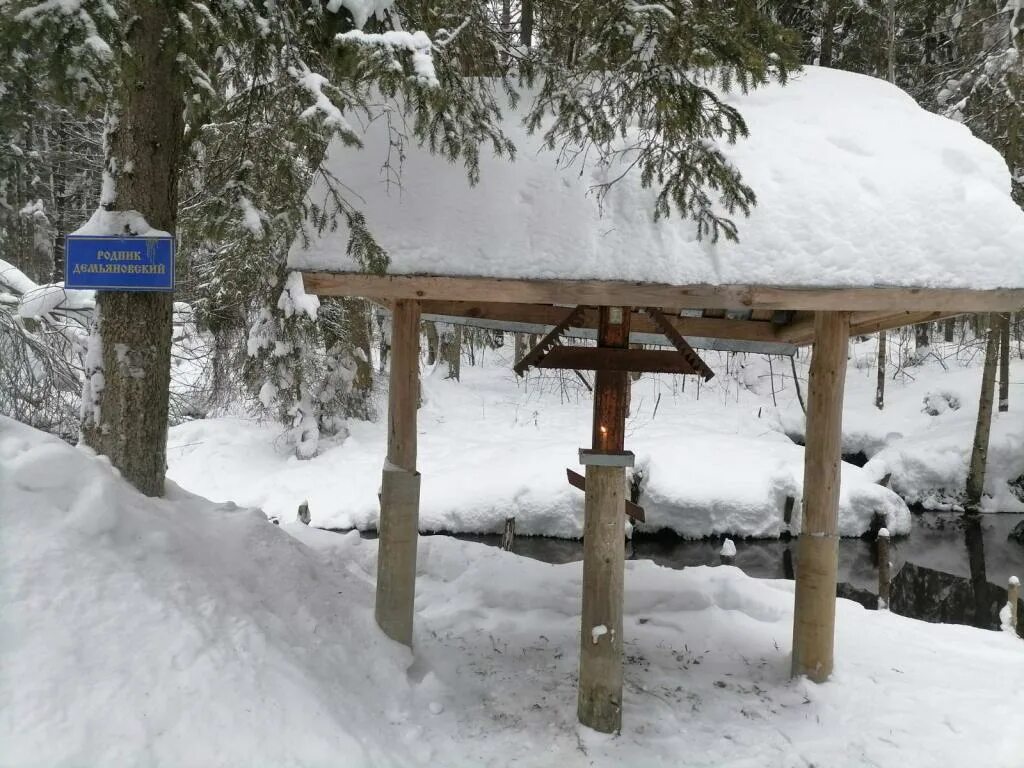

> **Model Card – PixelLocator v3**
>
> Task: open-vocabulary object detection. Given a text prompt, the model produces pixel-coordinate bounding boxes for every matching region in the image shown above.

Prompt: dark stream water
[442,512,1024,631]
[450,511,1024,593]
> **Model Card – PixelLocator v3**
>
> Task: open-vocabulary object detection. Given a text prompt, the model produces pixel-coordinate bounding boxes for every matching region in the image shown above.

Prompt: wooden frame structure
[302,270,1024,733]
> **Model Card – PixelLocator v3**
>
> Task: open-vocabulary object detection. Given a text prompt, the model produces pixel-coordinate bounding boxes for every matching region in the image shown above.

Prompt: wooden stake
[375,299,421,647]
[578,306,630,734]
[501,516,516,552]
[1009,576,1020,632]
[792,311,849,682]
[877,528,890,610]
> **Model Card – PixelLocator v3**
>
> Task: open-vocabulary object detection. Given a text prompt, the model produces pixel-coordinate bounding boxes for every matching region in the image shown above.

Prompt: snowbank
[782,338,1024,512]
[0,416,414,767]
[5,417,1019,766]
[291,67,1024,290]
[864,411,1024,511]
[168,360,909,538]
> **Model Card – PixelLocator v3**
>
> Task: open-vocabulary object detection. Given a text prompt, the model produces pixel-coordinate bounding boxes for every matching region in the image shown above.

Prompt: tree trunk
[875,330,886,410]
[998,312,1009,412]
[209,328,234,412]
[442,324,462,381]
[819,1,837,67]
[340,297,373,419]
[514,332,528,365]
[377,309,390,373]
[914,323,930,361]
[964,315,999,512]
[944,317,955,343]
[519,0,534,47]
[424,321,439,366]
[81,1,184,497]
[52,113,68,282]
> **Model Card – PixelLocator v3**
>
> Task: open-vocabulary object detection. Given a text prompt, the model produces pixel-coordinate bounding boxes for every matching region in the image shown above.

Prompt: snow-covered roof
[290,66,1024,291]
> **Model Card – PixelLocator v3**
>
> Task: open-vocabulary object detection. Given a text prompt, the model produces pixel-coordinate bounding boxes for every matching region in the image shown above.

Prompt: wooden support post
[877,528,890,610]
[792,311,849,682]
[578,306,630,734]
[375,299,421,647]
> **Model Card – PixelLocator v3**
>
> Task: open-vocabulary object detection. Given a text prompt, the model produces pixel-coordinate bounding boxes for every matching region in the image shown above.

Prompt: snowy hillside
[3,415,1022,766]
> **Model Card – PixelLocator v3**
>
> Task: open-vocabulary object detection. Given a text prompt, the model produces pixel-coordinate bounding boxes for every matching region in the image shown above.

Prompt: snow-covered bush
[246,269,360,459]
[921,391,961,416]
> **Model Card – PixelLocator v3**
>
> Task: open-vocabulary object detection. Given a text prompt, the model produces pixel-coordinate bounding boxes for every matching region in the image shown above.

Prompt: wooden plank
[301,272,1024,312]
[780,309,959,345]
[644,308,715,380]
[386,300,420,470]
[375,467,420,647]
[566,468,645,522]
[419,301,783,343]
[592,307,631,451]
[512,305,585,376]
[536,346,700,375]
[791,311,849,683]
[376,299,422,648]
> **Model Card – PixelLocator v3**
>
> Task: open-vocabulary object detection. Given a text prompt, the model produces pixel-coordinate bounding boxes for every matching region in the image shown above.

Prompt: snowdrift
[2,416,1022,767]
[0,416,414,767]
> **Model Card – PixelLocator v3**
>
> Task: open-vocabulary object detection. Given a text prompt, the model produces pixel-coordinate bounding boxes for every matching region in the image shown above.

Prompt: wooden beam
[791,311,849,682]
[578,306,630,734]
[536,346,700,375]
[779,309,960,345]
[566,468,645,522]
[301,272,1024,312]
[644,308,715,380]
[375,299,421,648]
[420,301,781,343]
[512,305,584,375]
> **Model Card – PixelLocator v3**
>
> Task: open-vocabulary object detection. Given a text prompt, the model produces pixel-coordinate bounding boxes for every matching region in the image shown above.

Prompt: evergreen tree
[0,0,510,488]
[522,0,801,241]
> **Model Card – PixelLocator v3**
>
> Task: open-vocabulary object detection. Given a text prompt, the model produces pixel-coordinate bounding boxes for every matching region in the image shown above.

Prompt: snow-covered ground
[791,336,1024,512]
[168,335,1023,538]
[168,348,909,538]
[3,415,1022,767]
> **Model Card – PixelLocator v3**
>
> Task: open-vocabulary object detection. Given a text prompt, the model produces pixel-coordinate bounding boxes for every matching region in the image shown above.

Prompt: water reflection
[964,514,989,629]
[448,513,1023,592]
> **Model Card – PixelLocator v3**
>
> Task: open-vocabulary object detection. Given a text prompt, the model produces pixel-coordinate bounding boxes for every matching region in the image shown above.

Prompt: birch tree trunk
[964,316,999,512]
[875,330,886,410]
[81,1,184,497]
[998,312,1010,412]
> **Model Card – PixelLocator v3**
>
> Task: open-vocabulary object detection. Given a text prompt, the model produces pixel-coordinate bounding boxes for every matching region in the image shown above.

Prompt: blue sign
[65,235,175,291]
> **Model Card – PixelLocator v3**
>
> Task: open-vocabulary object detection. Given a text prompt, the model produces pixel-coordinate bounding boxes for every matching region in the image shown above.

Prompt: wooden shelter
[300,273,1023,732]
[292,66,1024,733]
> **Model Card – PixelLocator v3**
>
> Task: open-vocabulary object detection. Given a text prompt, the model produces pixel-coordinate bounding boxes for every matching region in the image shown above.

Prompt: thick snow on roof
[291,66,1024,290]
